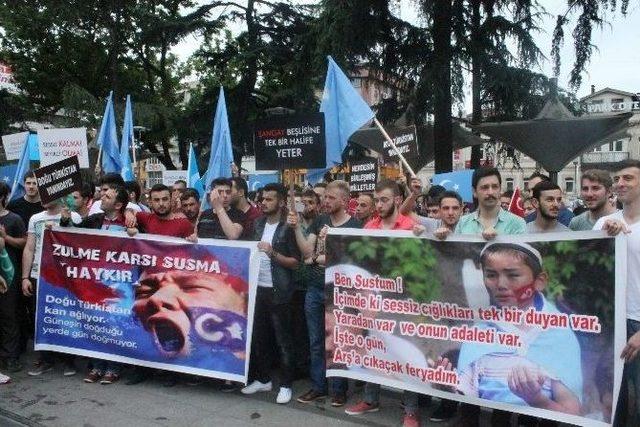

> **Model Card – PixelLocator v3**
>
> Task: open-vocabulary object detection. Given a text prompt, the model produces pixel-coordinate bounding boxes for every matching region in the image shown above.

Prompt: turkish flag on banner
[509,187,526,217]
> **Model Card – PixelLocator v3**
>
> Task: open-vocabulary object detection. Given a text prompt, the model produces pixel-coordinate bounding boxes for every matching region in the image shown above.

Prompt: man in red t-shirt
[127,184,193,238]
[363,179,415,231]
[231,177,261,240]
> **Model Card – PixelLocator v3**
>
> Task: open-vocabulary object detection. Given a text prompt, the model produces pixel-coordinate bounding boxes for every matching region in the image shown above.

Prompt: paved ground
[0,352,463,427]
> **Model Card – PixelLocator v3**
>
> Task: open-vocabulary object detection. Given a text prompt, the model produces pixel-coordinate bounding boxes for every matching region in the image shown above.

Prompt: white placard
[1,131,29,160]
[162,170,188,186]
[37,128,89,168]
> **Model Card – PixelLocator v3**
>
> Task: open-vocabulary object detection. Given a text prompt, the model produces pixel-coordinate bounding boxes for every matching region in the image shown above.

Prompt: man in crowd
[125,180,150,212]
[125,183,194,385]
[171,179,187,214]
[90,174,142,215]
[344,179,420,427]
[527,181,570,233]
[288,180,361,406]
[21,198,82,376]
[313,182,327,201]
[500,190,513,211]
[69,182,94,218]
[241,183,299,404]
[525,172,573,226]
[231,177,261,240]
[61,185,130,384]
[412,190,464,238]
[197,178,245,241]
[594,160,640,426]
[570,169,617,231]
[180,188,201,225]
[354,193,376,225]
[8,171,42,231]
[0,182,26,373]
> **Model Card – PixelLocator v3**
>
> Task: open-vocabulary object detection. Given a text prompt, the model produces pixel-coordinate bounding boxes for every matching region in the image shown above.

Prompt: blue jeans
[364,382,419,415]
[305,285,346,395]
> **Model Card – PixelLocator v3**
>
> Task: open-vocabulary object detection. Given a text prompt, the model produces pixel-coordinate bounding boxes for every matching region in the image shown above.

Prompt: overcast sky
[173,0,640,109]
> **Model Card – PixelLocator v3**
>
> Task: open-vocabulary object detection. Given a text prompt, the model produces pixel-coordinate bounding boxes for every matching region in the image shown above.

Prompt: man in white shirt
[594,159,640,425]
[89,174,141,215]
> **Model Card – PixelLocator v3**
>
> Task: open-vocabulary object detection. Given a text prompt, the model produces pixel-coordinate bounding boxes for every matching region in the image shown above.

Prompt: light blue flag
[28,133,39,161]
[9,133,31,202]
[432,169,475,203]
[202,87,233,209]
[96,91,121,174]
[307,56,375,184]
[187,143,205,198]
[119,95,135,181]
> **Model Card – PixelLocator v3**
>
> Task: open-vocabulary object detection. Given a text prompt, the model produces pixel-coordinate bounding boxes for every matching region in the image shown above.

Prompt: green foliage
[347,237,442,302]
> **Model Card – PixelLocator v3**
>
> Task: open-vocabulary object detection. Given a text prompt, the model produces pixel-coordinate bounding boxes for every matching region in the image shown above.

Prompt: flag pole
[95,146,103,176]
[373,117,416,177]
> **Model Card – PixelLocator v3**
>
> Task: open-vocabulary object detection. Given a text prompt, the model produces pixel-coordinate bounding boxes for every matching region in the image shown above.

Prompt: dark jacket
[60,213,106,229]
[253,216,300,304]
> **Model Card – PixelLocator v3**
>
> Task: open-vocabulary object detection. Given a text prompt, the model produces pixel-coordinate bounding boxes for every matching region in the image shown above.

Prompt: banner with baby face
[34,228,258,383]
[325,229,625,427]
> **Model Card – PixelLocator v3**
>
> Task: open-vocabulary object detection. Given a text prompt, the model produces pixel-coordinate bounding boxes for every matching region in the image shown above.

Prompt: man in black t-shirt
[197,177,245,240]
[288,180,361,407]
[7,171,41,228]
[0,182,26,372]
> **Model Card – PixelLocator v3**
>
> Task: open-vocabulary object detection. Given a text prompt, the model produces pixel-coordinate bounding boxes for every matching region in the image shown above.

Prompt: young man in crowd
[527,181,569,233]
[345,179,420,427]
[90,174,142,215]
[241,183,299,404]
[569,169,617,231]
[21,198,82,376]
[171,179,187,214]
[594,160,640,426]
[61,185,130,384]
[525,172,573,226]
[288,180,361,406]
[231,177,261,240]
[69,181,94,218]
[124,183,194,385]
[8,171,42,232]
[197,178,245,241]
[412,191,464,239]
[354,193,376,225]
[0,182,26,373]
[125,180,150,212]
[500,190,513,211]
[312,182,327,201]
[180,188,201,225]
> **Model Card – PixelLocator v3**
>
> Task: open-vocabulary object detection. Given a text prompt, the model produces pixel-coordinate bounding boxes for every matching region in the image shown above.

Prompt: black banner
[34,156,82,205]
[253,112,326,170]
[349,157,378,193]
[351,125,419,161]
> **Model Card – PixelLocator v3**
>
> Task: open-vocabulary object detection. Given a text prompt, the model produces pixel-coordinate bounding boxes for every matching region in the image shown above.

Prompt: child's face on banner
[132,271,246,356]
[481,252,545,308]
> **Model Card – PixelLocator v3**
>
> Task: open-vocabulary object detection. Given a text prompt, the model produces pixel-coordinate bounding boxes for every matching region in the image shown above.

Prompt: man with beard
[355,193,376,225]
[240,183,299,404]
[180,189,201,225]
[288,180,361,406]
[124,184,194,385]
[525,173,573,226]
[569,170,617,231]
[345,180,419,427]
[127,184,193,238]
[171,180,187,214]
[197,178,244,241]
[527,182,569,233]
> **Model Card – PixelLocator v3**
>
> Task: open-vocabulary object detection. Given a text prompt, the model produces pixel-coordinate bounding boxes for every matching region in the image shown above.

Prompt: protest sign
[253,112,326,170]
[349,157,378,193]
[162,170,188,186]
[37,128,89,168]
[351,125,419,162]
[325,229,625,427]
[34,156,82,205]
[2,131,29,161]
[35,228,259,382]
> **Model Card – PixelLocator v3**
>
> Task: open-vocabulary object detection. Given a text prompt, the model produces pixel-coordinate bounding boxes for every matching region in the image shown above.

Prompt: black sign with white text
[253,112,326,170]
[349,157,378,193]
[34,156,82,205]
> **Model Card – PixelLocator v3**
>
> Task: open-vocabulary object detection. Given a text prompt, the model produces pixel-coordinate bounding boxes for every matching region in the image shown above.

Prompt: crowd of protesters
[0,160,637,427]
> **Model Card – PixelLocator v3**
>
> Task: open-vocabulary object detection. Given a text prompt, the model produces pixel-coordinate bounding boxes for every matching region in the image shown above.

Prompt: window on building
[505,178,514,192]
[524,180,529,190]
[609,140,624,152]
[565,178,575,194]
[591,100,604,105]
[611,98,624,104]
[351,78,361,89]
[147,171,163,188]
[593,145,603,152]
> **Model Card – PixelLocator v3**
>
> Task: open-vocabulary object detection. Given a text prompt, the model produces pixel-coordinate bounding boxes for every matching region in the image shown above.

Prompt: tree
[552,0,631,90]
